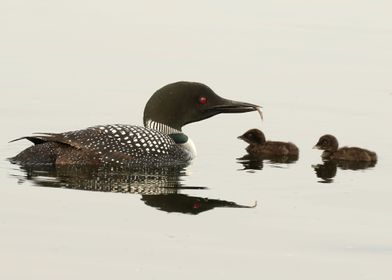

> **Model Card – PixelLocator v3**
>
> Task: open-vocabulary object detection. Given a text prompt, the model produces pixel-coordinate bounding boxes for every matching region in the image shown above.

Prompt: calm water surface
[1,1,392,279]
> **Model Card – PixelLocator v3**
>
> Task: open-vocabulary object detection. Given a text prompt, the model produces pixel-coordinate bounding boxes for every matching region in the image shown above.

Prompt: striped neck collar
[145,120,181,135]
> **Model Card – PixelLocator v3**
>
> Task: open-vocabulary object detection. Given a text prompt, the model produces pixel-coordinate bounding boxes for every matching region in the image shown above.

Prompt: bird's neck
[145,119,182,135]
[144,120,196,159]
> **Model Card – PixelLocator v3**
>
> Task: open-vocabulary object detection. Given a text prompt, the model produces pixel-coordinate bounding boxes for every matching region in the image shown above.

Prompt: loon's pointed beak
[207,98,261,114]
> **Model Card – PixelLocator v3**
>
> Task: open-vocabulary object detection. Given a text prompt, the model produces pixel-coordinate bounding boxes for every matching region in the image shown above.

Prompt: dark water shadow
[312,160,377,183]
[312,161,337,183]
[8,163,255,215]
[237,154,299,171]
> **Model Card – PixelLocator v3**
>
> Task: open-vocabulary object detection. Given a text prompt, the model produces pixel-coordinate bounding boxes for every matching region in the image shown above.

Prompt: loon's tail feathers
[9,133,63,145]
[9,132,102,166]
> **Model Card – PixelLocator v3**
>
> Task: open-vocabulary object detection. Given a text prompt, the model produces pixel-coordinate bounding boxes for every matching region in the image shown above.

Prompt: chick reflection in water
[12,164,255,214]
[313,160,377,183]
[313,134,377,183]
[237,129,299,171]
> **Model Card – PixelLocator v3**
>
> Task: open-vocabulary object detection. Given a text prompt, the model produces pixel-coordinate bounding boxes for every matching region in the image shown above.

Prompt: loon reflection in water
[312,160,377,183]
[11,164,255,215]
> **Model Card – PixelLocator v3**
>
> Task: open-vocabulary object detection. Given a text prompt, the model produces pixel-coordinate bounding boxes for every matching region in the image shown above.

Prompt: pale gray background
[1,1,391,279]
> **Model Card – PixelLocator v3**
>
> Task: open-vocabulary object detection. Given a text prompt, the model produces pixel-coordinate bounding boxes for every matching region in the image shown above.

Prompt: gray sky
[1,0,391,98]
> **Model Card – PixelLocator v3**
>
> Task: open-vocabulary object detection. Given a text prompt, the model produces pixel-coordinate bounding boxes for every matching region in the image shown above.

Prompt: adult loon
[10,81,260,166]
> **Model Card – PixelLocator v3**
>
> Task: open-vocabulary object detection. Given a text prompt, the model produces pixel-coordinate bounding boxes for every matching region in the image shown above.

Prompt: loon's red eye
[199,97,207,105]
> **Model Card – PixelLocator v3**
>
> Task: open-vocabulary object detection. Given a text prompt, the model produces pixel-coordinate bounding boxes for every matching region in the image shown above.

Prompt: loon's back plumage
[10,125,191,166]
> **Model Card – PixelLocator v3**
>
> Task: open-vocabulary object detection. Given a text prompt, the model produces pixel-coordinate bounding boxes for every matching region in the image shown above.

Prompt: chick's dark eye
[199,96,207,105]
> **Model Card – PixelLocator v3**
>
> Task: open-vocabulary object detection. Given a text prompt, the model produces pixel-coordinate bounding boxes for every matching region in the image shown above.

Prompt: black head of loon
[10,81,260,166]
[143,81,259,132]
